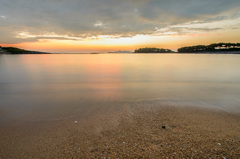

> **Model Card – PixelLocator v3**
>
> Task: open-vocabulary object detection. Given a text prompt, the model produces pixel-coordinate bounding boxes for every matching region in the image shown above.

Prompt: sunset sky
[0,0,240,53]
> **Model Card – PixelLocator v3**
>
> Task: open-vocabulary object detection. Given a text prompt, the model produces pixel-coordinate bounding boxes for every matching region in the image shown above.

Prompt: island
[108,50,132,53]
[178,43,240,53]
[0,46,50,54]
[134,47,175,53]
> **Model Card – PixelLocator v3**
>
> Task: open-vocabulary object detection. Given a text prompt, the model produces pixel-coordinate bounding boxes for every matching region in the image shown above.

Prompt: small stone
[74,121,78,124]
[218,143,221,146]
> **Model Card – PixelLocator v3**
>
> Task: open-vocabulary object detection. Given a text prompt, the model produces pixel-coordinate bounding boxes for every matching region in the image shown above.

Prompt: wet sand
[0,103,240,158]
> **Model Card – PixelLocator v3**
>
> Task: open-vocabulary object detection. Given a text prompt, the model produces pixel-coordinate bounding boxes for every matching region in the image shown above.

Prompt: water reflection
[0,54,240,122]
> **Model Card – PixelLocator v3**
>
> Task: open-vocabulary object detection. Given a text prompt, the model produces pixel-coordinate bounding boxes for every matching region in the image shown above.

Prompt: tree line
[0,47,31,54]
[134,43,240,53]
[134,47,174,53]
[177,43,240,53]
[0,46,49,54]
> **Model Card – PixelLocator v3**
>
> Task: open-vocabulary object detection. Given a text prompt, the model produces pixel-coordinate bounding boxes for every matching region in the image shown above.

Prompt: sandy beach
[0,103,240,158]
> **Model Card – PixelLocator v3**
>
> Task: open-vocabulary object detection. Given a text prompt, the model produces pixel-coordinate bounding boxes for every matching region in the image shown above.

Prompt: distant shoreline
[1,42,240,54]
[2,52,240,55]
[1,49,240,55]
[55,51,240,54]
[132,51,240,54]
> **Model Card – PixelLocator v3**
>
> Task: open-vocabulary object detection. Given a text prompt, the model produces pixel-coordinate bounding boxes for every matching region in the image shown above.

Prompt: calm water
[0,54,240,122]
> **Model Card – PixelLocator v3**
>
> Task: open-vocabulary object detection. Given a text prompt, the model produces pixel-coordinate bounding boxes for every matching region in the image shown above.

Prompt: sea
[0,53,240,122]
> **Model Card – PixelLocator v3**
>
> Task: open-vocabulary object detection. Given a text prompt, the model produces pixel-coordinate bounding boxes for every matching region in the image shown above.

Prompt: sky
[0,0,240,53]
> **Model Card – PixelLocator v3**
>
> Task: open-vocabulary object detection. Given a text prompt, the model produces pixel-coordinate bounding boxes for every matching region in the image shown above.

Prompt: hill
[178,43,240,53]
[134,47,174,53]
[0,46,50,54]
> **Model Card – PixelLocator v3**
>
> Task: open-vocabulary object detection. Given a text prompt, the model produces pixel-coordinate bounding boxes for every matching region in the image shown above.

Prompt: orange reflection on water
[83,55,123,100]
[16,54,124,100]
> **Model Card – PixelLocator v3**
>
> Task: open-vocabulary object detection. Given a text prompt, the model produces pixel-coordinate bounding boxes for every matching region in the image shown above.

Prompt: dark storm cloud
[0,0,239,43]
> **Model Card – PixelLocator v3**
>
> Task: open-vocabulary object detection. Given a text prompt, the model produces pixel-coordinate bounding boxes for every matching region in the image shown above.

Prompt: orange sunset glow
[0,0,239,53]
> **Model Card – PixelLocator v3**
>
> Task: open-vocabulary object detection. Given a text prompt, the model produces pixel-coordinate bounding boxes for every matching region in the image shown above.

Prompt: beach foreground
[0,103,240,158]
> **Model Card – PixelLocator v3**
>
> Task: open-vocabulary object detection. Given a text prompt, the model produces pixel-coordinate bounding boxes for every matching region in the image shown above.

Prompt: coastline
[1,103,239,158]
[2,52,240,55]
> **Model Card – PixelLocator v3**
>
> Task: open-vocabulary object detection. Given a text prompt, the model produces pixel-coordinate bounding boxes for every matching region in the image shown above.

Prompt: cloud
[94,21,104,27]
[0,0,240,43]
[0,15,6,19]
